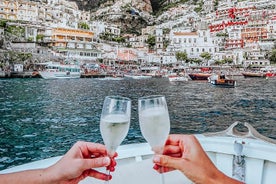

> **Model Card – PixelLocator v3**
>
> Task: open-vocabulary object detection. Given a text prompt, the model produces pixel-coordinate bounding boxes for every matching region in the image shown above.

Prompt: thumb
[153,155,184,171]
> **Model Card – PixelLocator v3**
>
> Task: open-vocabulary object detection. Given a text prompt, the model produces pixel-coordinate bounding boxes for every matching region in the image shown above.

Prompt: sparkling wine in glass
[100,96,131,181]
[138,95,170,184]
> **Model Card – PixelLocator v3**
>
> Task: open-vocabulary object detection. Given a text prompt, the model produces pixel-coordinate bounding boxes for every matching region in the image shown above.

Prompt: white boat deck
[1,122,276,184]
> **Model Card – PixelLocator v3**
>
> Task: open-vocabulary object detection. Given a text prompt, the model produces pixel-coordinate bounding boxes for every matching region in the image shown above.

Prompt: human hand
[152,134,243,184]
[47,141,117,184]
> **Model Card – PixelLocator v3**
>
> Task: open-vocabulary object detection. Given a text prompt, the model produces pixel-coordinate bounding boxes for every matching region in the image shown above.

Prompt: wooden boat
[208,74,236,87]
[242,72,266,78]
[1,122,275,184]
[38,61,81,79]
[188,73,212,80]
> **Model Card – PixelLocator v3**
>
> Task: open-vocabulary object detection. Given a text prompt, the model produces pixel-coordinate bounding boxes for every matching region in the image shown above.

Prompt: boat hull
[188,73,212,80]
[265,72,276,78]
[124,74,152,79]
[168,76,189,82]
[242,72,266,78]
[210,79,236,87]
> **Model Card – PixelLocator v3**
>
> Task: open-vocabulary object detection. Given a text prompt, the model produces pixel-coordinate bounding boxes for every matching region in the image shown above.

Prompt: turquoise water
[0,77,275,169]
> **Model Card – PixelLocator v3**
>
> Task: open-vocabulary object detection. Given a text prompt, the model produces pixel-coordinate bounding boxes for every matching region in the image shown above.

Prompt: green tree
[78,22,90,30]
[214,60,223,65]
[145,35,156,50]
[175,51,187,63]
[200,52,211,65]
[188,58,202,65]
[36,34,44,42]
[269,49,276,64]
[0,19,7,28]
[224,58,233,64]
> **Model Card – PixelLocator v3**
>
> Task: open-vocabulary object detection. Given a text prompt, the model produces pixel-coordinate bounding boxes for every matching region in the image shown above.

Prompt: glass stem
[160,167,165,184]
[105,169,111,184]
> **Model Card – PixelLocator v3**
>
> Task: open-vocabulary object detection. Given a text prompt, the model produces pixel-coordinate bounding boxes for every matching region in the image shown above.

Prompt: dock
[80,74,112,78]
[0,71,40,78]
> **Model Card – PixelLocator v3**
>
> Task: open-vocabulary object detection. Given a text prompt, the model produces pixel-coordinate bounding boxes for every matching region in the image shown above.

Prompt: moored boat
[1,122,275,184]
[242,71,266,78]
[188,73,212,80]
[265,72,276,78]
[124,74,152,79]
[208,74,236,87]
[38,61,81,79]
[168,75,189,82]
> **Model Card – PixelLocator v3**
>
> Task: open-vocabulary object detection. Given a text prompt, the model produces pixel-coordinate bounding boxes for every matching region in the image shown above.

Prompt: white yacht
[38,61,81,79]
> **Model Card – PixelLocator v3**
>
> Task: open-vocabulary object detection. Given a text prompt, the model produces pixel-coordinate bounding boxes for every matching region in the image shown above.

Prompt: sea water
[0,77,275,169]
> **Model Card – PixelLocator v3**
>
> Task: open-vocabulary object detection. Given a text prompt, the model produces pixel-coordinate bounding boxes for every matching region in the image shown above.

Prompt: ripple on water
[0,77,275,170]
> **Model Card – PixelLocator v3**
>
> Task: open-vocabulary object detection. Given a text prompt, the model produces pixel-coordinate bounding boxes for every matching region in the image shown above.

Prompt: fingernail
[103,157,110,165]
[153,155,161,163]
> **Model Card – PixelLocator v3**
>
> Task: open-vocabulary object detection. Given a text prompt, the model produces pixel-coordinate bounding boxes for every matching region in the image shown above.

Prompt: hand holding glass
[100,96,131,181]
[138,95,170,153]
[138,95,170,183]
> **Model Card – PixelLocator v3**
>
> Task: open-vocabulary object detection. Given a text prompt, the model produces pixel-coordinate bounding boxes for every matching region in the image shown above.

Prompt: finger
[82,156,111,170]
[85,169,112,181]
[72,141,108,158]
[110,157,117,167]
[153,164,175,173]
[165,134,182,146]
[163,145,181,155]
[107,165,116,172]
[84,142,108,154]
[153,155,184,171]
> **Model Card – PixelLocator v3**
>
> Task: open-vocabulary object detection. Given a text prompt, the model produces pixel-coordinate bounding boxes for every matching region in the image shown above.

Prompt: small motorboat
[1,122,275,184]
[168,75,189,82]
[208,74,236,87]
[188,73,212,80]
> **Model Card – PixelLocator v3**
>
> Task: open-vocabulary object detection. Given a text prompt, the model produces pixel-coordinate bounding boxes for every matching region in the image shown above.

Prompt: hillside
[68,0,162,13]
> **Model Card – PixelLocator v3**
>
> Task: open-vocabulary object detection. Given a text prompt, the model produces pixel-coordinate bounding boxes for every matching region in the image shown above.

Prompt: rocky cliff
[68,0,163,13]
[78,0,155,34]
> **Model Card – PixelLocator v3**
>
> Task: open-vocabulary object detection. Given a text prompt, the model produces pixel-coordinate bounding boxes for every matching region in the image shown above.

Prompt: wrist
[43,166,62,184]
[207,170,244,184]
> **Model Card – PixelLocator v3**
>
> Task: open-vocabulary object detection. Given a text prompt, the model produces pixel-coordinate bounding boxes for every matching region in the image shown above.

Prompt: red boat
[265,72,276,78]
[188,73,212,80]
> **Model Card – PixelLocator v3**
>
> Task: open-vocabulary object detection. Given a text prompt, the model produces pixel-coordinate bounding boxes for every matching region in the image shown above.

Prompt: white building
[17,1,38,22]
[155,28,163,53]
[161,53,177,65]
[170,28,218,63]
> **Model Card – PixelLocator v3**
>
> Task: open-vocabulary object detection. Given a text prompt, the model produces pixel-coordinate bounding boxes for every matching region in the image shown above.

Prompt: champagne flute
[138,95,170,184]
[100,96,131,182]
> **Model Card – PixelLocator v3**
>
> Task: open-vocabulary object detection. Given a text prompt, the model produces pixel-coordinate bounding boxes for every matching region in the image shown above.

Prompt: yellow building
[0,1,17,20]
[48,27,101,60]
[50,27,94,48]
